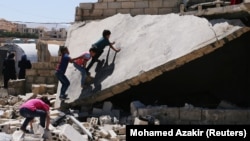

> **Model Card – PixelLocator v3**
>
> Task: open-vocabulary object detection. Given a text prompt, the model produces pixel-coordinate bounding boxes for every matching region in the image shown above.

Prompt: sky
[0,0,96,27]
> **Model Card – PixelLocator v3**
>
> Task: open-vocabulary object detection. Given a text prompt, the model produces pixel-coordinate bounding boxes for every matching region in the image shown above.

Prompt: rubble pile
[0,88,158,141]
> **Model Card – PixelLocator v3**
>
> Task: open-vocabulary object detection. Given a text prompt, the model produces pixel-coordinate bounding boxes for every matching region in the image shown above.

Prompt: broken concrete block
[32,84,41,95]
[82,134,88,140]
[108,129,117,140]
[42,129,53,140]
[89,117,98,125]
[0,124,10,133]
[103,101,113,113]
[32,122,44,136]
[0,132,12,141]
[39,84,47,94]
[92,107,103,115]
[49,109,61,116]
[82,122,91,129]
[114,125,126,135]
[46,84,56,94]
[111,109,120,120]
[134,117,148,125]
[18,93,36,101]
[23,134,43,141]
[10,126,19,134]
[103,124,115,131]
[0,88,8,98]
[11,130,24,141]
[0,119,16,124]
[8,96,19,105]
[2,109,14,119]
[59,124,86,141]
[99,115,112,125]
[99,128,109,138]
[51,130,60,141]
[118,135,126,140]
[98,138,110,141]
[0,99,7,105]
[130,101,146,117]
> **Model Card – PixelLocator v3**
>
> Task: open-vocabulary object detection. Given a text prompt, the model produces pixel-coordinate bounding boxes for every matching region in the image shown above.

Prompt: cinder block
[92,108,103,115]
[134,117,148,125]
[121,2,135,8]
[89,117,98,125]
[107,129,117,139]
[0,124,10,133]
[26,69,37,76]
[130,101,145,117]
[59,124,86,141]
[103,101,113,112]
[114,125,126,135]
[39,84,47,94]
[180,107,202,121]
[32,84,40,95]
[202,109,225,122]
[32,122,44,136]
[99,128,109,138]
[11,130,24,141]
[0,88,8,98]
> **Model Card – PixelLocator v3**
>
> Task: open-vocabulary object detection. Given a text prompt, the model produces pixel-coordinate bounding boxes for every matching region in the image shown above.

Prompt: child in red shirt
[72,48,96,88]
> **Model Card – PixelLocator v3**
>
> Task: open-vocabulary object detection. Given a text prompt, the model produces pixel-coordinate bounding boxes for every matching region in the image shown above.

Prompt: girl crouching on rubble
[19,96,51,133]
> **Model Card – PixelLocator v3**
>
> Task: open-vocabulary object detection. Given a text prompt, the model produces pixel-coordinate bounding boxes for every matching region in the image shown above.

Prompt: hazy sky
[0,0,97,24]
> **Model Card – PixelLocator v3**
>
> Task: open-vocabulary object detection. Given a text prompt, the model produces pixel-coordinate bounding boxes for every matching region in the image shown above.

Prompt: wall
[75,0,219,21]
[6,41,60,95]
[25,41,60,94]
[137,106,250,124]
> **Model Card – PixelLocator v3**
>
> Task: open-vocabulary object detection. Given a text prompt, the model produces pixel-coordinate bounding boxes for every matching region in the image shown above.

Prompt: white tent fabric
[16,43,60,63]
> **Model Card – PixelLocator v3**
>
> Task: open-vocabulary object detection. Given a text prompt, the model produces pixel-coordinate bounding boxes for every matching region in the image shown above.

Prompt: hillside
[0,18,17,32]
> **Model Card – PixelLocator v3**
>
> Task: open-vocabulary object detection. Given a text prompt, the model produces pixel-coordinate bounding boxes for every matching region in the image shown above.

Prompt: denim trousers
[55,71,70,97]
[73,62,86,86]
[19,107,47,129]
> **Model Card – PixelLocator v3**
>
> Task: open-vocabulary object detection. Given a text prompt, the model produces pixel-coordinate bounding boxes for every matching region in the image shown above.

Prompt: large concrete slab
[55,13,246,109]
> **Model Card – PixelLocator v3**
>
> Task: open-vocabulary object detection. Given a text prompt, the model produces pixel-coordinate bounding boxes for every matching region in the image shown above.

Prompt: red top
[230,0,242,5]
[20,99,50,111]
[74,51,91,66]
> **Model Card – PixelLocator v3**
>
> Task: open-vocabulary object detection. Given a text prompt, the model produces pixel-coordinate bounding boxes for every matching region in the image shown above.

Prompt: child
[19,96,51,133]
[85,29,121,73]
[55,46,72,100]
[72,48,96,88]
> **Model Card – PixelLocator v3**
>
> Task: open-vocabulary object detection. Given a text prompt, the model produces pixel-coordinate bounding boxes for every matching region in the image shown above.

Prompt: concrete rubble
[0,88,159,141]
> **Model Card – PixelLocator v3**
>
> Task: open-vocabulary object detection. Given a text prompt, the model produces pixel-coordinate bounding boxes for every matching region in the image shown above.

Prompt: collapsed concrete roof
[55,13,249,109]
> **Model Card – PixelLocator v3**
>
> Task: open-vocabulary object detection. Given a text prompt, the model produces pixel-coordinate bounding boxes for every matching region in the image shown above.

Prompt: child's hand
[116,47,121,52]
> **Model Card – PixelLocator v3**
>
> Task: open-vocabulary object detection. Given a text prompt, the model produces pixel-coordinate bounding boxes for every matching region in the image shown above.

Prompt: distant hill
[0,18,69,32]
[0,18,17,32]
[21,22,70,31]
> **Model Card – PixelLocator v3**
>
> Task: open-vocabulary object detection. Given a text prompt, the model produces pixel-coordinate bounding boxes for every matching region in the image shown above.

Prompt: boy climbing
[85,29,121,74]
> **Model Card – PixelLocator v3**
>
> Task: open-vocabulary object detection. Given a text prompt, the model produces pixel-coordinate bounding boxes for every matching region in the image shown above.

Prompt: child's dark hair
[102,30,111,38]
[39,96,51,106]
[59,46,68,56]
[89,47,97,53]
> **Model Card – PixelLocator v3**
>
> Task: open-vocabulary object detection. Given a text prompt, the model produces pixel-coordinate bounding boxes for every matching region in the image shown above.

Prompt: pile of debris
[0,88,159,141]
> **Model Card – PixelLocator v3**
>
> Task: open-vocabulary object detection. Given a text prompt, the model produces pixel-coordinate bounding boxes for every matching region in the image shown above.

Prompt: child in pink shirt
[19,96,51,133]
